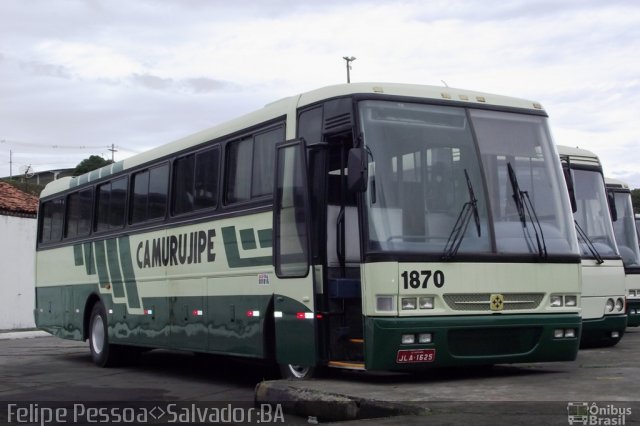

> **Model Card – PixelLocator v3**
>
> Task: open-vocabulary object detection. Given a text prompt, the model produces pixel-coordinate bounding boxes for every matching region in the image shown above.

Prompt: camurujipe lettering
[136,229,216,269]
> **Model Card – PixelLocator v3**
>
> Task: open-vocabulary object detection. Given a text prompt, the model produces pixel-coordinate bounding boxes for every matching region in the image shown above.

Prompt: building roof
[0,181,38,218]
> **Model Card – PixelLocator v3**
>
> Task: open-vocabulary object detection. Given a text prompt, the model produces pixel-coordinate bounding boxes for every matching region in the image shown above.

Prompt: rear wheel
[89,301,123,367]
[279,363,315,380]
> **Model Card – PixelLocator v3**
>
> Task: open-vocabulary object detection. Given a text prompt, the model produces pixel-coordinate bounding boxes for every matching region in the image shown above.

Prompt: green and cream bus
[605,177,640,327]
[36,83,582,378]
[557,146,627,346]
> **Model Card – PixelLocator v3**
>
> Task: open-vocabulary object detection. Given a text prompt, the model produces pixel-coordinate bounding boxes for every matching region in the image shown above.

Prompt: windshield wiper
[574,220,604,264]
[507,162,547,258]
[442,169,481,260]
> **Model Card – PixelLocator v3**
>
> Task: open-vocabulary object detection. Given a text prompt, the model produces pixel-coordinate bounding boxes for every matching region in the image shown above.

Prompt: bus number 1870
[401,270,445,289]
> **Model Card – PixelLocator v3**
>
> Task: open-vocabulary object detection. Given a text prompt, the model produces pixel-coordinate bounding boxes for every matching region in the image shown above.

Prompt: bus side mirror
[347,147,368,193]
[562,162,577,213]
[607,190,618,222]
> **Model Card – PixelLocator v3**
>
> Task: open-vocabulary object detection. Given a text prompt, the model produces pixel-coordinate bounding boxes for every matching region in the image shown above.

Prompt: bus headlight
[550,295,563,307]
[419,297,434,309]
[564,295,577,307]
[376,296,395,312]
[606,298,615,313]
[615,298,624,312]
[401,297,417,310]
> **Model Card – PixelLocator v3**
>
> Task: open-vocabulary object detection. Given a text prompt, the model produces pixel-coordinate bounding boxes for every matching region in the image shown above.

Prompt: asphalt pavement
[0,328,639,425]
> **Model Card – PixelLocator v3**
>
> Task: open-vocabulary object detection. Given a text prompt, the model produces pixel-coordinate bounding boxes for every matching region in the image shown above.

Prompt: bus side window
[40,197,65,243]
[173,147,219,215]
[130,164,169,224]
[225,125,285,205]
[65,189,93,239]
[96,177,128,232]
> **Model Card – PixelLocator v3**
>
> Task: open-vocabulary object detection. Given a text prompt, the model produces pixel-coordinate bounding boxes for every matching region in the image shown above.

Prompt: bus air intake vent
[323,113,352,133]
[443,293,544,311]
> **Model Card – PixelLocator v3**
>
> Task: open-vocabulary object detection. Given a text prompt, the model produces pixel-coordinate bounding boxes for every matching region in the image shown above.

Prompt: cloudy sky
[1,0,640,187]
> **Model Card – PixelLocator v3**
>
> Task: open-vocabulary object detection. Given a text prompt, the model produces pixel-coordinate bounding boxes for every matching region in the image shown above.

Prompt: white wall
[0,214,36,329]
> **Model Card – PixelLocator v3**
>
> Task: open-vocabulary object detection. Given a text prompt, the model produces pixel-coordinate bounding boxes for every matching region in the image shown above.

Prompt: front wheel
[89,301,122,367]
[279,364,315,380]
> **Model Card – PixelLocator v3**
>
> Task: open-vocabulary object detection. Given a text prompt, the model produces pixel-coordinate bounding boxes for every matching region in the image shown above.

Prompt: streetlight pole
[342,56,356,83]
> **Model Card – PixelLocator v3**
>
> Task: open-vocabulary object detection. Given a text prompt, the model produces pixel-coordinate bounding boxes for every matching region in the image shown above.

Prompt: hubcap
[287,364,310,379]
[91,315,105,355]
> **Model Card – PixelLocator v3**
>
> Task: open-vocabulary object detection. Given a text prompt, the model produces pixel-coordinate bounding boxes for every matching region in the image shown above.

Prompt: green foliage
[73,155,113,176]
[631,189,640,214]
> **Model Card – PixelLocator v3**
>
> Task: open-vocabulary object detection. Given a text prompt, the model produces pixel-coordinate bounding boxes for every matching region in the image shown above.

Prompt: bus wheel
[89,301,120,367]
[279,364,315,380]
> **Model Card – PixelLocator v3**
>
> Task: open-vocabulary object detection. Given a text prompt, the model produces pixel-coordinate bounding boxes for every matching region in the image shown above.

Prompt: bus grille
[443,293,544,311]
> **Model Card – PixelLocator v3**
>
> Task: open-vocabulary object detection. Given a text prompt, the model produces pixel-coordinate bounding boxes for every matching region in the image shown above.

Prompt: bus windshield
[358,100,578,258]
[572,169,618,258]
[611,191,640,267]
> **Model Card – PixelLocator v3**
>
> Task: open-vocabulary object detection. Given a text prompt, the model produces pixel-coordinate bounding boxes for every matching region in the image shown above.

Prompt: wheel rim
[287,364,310,379]
[91,315,105,355]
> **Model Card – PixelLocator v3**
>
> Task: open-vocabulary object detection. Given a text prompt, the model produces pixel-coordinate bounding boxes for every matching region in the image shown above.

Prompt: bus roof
[41,82,546,198]
[605,176,630,191]
[556,145,602,169]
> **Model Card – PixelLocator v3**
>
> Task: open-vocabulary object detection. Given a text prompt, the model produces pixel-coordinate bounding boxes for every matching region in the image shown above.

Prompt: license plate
[396,349,436,363]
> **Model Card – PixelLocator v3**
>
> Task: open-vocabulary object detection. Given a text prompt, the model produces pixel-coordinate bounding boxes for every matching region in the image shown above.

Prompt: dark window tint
[40,198,65,243]
[173,147,219,215]
[66,189,93,238]
[96,177,128,232]
[130,164,169,224]
[226,126,284,204]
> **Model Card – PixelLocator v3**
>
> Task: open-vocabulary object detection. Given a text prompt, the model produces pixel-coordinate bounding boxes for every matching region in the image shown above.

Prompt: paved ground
[260,328,640,424]
[0,329,639,425]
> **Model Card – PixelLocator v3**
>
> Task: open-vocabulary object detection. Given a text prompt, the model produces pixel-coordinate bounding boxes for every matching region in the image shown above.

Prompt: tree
[73,155,113,176]
[631,189,640,214]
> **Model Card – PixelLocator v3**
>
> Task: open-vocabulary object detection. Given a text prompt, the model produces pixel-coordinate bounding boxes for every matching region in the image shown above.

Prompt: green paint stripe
[73,245,84,266]
[258,229,273,248]
[222,226,271,268]
[93,241,110,288]
[239,228,257,250]
[83,242,96,275]
[118,236,141,309]
[106,239,125,298]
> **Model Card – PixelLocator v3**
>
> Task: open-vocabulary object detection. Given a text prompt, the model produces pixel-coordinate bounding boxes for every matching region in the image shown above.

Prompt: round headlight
[605,298,615,313]
[615,298,624,312]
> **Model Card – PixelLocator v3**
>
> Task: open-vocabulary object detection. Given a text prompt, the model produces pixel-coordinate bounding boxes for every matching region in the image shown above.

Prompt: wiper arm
[442,169,480,260]
[507,162,547,258]
[464,169,481,238]
[507,162,526,225]
[574,220,604,264]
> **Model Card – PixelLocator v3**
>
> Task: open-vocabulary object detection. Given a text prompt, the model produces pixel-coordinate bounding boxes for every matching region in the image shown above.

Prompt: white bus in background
[558,146,627,346]
[605,177,640,327]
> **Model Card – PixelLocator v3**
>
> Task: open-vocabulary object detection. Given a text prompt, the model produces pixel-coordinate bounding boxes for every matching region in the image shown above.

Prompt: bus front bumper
[627,299,640,327]
[363,314,581,371]
[581,314,627,347]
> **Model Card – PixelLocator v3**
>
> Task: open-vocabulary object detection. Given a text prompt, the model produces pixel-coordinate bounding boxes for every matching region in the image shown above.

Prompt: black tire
[88,301,122,367]
[279,363,315,380]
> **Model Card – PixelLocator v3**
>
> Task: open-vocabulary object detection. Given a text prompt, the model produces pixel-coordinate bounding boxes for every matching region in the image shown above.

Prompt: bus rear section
[558,146,627,347]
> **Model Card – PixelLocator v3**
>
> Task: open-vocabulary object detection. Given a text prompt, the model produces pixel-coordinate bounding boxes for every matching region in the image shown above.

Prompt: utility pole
[342,56,356,83]
[107,143,118,162]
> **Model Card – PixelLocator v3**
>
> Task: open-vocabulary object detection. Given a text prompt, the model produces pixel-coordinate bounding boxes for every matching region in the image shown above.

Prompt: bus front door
[273,139,318,378]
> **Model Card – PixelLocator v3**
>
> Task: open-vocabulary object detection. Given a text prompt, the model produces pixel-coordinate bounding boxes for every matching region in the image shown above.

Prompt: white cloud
[0,0,639,188]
